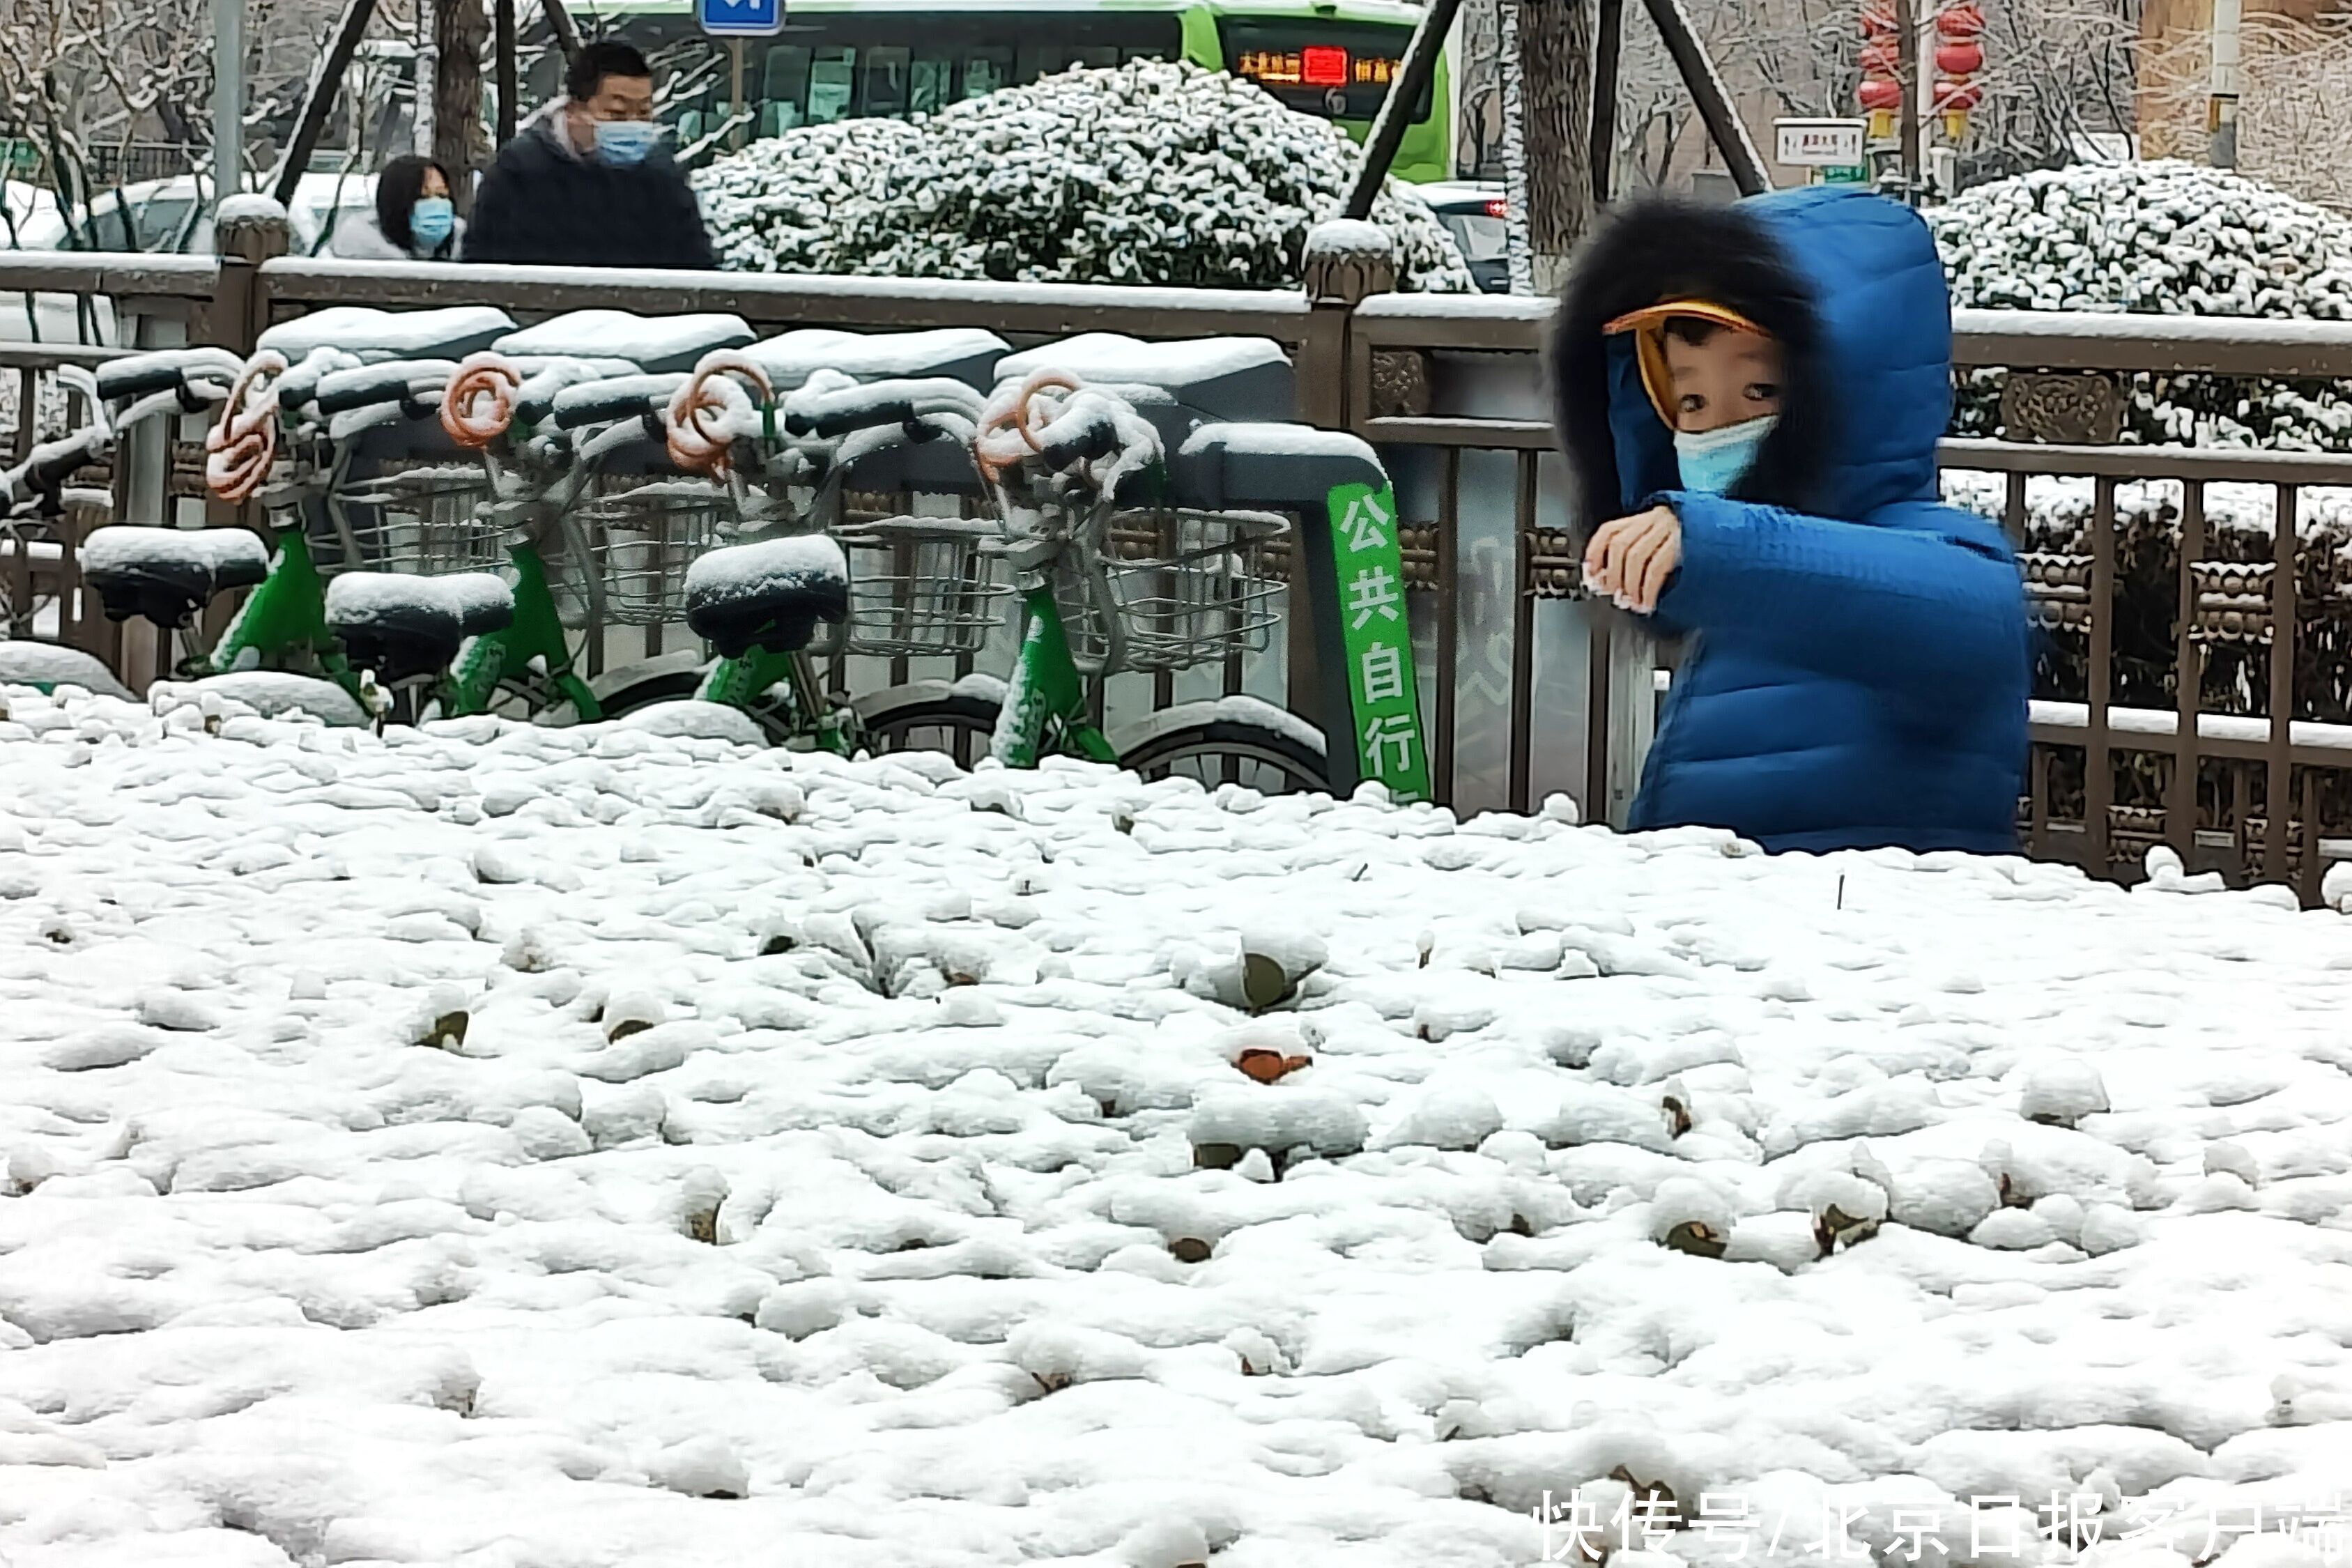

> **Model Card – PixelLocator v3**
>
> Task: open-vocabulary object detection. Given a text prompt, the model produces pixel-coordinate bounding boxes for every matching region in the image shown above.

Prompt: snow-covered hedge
[1929,162,2352,450]
[692,59,1472,293]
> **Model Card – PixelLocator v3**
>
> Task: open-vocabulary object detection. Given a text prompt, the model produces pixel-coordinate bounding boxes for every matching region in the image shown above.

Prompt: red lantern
[1932,78,1982,110]
[1859,77,1905,112]
[1861,3,1898,35]
[1935,40,1984,75]
[1860,39,1903,73]
[1935,3,1985,36]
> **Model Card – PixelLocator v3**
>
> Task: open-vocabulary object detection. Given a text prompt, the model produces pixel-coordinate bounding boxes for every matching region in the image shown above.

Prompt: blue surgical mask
[594,119,661,166]
[1673,414,1778,496]
[410,197,455,248]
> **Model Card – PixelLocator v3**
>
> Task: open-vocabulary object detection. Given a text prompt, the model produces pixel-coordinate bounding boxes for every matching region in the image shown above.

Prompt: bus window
[808,47,855,123]
[912,53,953,115]
[1219,20,1430,123]
[1015,43,1123,82]
[762,45,810,130]
[960,48,1013,100]
[861,45,911,116]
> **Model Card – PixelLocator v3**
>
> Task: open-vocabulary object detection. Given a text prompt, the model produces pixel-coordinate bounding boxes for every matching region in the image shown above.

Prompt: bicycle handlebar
[313,360,456,417]
[553,373,686,431]
[512,359,642,427]
[785,378,986,440]
[93,348,243,406]
[17,432,101,496]
[1030,404,1123,468]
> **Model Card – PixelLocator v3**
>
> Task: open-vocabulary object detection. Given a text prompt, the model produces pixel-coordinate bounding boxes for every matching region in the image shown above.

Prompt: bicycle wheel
[1121,712,1330,796]
[599,674,804,748]
[860,688,1002,771]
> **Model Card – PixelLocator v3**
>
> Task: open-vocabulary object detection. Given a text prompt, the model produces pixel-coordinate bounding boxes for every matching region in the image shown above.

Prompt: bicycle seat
[994,335,1295,424]
[745,328,1010,393]
[324,571,515,686]
[1168,424,1390,512]
[493,311,756,374]
[683,535,850,659]
[80,525,272,629]
[258,307,516,365]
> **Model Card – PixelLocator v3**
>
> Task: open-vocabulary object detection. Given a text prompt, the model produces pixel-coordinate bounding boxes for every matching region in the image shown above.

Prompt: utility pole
[2208,0,2242,167]
[214,0,245,202]
[1893,0,1921,202]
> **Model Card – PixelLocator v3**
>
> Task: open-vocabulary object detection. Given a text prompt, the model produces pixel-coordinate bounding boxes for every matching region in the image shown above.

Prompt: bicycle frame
[991,578,1119,769]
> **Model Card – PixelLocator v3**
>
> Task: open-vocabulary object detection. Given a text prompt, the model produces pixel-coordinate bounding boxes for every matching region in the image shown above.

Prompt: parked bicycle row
[0,304,1429,797]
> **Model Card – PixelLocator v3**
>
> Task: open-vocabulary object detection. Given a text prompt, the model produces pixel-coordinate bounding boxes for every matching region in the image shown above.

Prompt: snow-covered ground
[3,679,2351,1568]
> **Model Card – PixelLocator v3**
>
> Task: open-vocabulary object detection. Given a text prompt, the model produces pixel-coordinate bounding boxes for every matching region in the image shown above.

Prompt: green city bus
[551,0,1455,183]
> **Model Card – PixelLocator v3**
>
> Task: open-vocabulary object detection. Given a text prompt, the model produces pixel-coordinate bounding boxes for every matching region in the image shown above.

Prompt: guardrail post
[1298,224,1397,791]
[203,203,290,358]
[199,205,291,658]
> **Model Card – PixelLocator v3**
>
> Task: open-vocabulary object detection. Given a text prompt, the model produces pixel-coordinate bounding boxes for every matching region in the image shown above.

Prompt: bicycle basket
[835,514,1011,659]
[1056,507,1289,676]
[318,461,502,578]
[572,477,730,627]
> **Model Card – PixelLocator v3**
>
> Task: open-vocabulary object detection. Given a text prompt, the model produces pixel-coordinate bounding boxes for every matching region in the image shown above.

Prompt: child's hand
[1583,505,1682,615]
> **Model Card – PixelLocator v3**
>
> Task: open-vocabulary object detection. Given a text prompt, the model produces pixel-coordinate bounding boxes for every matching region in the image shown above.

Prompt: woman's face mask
[593,119,661,166]
[410,196,455,247]
[1674,415,1777,496]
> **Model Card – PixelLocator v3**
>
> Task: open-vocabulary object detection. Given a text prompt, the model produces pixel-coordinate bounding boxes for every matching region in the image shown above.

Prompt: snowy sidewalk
[1,679,2350,1568]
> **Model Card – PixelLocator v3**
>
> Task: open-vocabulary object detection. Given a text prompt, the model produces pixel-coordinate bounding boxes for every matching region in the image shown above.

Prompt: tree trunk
[1506,0,1596,297]
[433,0,490,214]
[1457,0,1504,180]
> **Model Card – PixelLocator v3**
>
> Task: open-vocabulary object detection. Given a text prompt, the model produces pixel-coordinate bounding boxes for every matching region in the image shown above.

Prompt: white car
[0,173,384,343]
[1415,180,1511,294]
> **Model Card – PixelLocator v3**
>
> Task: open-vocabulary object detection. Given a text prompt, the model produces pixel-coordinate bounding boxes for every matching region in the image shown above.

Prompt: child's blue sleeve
[1655,490,2028,711]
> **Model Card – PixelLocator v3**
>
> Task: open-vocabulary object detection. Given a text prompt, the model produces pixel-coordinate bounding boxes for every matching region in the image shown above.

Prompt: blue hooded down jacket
[1549,187,2030,855]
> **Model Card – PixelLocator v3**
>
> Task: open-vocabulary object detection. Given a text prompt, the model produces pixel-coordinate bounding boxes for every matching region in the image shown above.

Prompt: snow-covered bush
[692,59,1471,293]
[1929,161,2352,450]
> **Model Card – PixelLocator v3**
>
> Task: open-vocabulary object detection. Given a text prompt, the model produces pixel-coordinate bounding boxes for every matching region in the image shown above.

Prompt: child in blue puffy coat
[1551,187,2030,855]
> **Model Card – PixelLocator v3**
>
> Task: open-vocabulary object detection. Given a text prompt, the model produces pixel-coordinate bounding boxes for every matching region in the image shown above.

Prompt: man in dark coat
[463,40,714,270]
[1551,187,2029,855]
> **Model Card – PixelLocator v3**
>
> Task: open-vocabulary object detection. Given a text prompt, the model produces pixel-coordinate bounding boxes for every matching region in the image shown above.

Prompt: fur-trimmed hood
[1550,187,1957,537]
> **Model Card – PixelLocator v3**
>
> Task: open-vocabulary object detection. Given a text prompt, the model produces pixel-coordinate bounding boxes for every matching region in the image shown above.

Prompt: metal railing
[8,232,2352,900]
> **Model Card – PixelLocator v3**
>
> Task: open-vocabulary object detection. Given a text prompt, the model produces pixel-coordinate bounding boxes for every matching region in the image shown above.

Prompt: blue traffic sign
[697,0,783,38]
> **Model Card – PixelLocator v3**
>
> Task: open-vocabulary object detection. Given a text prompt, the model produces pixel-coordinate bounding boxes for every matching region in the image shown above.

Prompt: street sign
[1820,164,1870,186]
[1775,118,1868,169]
[696,0,783,39]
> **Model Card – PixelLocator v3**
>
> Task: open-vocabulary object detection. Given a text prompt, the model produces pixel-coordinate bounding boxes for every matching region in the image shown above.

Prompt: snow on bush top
[1930,160,2352,318]
[691,59,1472,293]
[1930,161,2352,449]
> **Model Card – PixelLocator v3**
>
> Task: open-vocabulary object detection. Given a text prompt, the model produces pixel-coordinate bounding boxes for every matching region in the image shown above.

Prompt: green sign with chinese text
[1327,481,1432,805]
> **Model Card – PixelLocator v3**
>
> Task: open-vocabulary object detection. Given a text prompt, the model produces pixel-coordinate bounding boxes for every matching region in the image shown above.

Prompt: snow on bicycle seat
[258,306,516,365]
[80,525,272,630]
[744,328,1010,393]
[493,311,755,375]
[1168,424,1389,513]
[683,535,850,660]
[993,335,1295,424]
[324,572,514,686]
